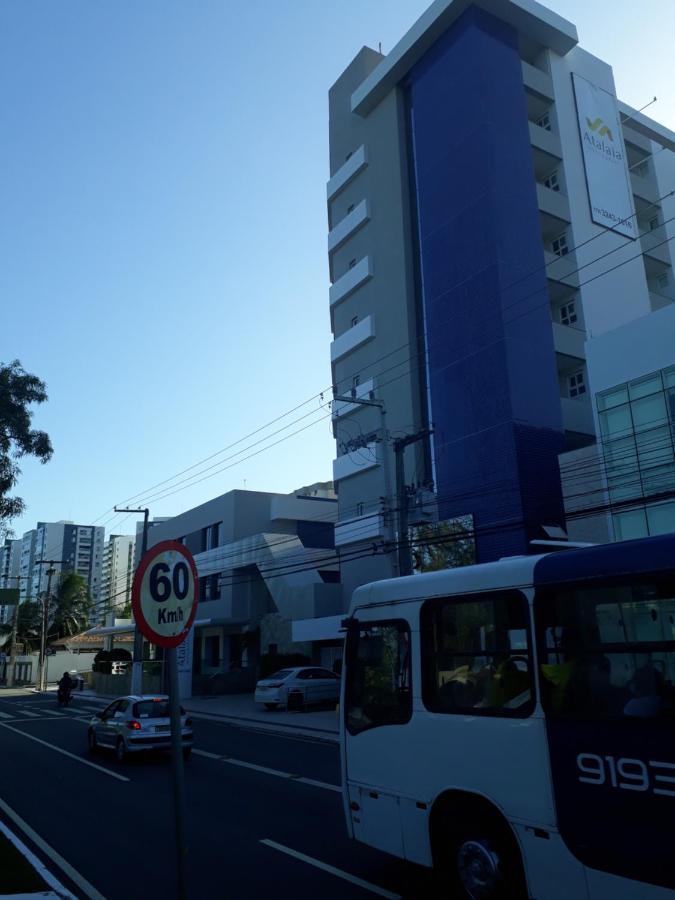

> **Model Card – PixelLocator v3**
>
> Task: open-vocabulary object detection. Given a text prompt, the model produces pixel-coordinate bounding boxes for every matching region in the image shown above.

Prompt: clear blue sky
[3,0,674,540]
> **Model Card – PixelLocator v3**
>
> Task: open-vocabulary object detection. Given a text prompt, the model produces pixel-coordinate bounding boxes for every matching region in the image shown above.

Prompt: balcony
[330,315,375,363]
[332,443,379,482]
[327,200,369,254]
[521,60,554,103]
[332,378,377,419]
[561,396,594,435]
[536,183,571,224]
[641,229,672,268]
[327,146,368,202]
[330,256,373,308]
[630,168,660,210]
[528,121,562,160]
[552,322,585,359]
[544,250,579,288]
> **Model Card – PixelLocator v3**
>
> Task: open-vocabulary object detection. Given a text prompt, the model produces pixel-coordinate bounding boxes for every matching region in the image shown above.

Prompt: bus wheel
[435,810,526,900]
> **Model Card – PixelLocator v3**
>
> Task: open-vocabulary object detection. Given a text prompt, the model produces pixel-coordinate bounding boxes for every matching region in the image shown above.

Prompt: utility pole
[115,507,149,695]
[393,429,433,577]
[36,560,67,691]
[333,393,397,571]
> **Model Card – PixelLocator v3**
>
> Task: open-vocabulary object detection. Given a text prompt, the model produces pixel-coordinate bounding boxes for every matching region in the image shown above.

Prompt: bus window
[345,620,411,736]
[536,581,675,720]
[420,591,534,716]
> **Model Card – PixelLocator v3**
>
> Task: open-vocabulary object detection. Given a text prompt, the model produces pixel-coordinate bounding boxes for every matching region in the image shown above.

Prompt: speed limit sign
[131,541,199,648]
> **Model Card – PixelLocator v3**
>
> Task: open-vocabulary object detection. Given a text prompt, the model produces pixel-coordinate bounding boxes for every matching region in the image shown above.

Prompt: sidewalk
[76,688,340,742]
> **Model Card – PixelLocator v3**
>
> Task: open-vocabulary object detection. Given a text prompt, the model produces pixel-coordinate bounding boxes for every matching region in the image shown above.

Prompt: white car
[254,666,341,711]
[87,695,193,763]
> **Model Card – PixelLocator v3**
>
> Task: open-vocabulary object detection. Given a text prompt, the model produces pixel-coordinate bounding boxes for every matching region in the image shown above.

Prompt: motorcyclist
[57,671,73,703]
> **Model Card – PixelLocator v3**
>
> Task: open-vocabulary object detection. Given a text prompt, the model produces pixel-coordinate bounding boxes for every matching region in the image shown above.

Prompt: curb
[61,690,341,744]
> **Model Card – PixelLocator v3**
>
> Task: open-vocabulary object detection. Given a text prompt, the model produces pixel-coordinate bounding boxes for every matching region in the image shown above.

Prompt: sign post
[132,541,198,900]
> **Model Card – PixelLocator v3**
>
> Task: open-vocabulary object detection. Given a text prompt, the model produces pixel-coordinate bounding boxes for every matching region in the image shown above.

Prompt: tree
[0,360,53,526]
[0,601,42,652]
[52,572,91,638]
[411,518,475,574]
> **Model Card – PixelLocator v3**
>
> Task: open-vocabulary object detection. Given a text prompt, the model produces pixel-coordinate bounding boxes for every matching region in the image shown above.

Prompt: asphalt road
[0,691,434,900]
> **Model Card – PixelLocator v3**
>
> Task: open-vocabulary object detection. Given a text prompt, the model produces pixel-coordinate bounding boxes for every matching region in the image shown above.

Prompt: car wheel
[115,738,127,764]
[264,703,278,711]
[434,809,527,900]
[183,747,192,762]
[87,729,97,754]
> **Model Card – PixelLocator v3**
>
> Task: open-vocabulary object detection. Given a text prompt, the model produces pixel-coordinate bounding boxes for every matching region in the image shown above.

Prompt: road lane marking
[42,709,66,716]
[0,711,12,719]
[0,796,106,900]
[260,839,401,899]
[0,722,130,782]
[17,709,42,718]
[191,749,340,792]
[192,748,221,759]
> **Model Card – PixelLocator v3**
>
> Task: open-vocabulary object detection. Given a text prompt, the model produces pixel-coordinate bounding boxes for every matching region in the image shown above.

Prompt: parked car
[87,695,193,763]
[254,667,341,711]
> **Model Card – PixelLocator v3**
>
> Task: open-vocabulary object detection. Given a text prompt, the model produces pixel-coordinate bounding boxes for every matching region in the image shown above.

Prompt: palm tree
[52,572,92,638]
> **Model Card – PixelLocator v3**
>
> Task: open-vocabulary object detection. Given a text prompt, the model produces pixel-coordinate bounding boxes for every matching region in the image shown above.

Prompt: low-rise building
[144,483,340,693]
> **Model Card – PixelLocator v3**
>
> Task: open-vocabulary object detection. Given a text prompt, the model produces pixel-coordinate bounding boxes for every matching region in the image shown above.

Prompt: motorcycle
[57,684,72,707]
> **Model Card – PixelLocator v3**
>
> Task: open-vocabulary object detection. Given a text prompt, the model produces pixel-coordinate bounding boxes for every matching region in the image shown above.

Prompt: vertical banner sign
[176,625,194,700]
[572,73,636,239]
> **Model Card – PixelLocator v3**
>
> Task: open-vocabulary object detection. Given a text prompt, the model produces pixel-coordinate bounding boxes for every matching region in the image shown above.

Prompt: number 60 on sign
[131,541,199,648]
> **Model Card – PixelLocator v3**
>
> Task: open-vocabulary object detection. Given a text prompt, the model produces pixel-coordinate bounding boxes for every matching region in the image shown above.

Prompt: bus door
[344,617,413,858]
[536,579,675,893]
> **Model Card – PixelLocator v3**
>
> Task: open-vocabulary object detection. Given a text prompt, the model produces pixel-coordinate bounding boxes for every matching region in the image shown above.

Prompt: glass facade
[598,367,675,539]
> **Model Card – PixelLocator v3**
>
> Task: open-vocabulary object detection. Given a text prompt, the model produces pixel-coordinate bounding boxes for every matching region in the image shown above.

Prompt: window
[352,374,360,389]
[544,170,560,192]
[568,371,586,398]
[347,203,355,214]
[633,160,649,178]
[559,301,578,327]
[421,592,533,716]
[205,635,220,667]
[657,273,669,289]
[356,502,364,517]
[346,620,411,735]
[349,258,357,269]
[551,233,569,257]
[351,316,358,327]
[537,112,551,131]
[649,215,660,232]
[536,579,675,720]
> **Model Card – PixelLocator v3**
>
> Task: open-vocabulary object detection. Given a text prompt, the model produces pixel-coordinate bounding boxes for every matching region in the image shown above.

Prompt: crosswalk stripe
[18,710,41,718]
[42,710,66,716]
[0,711,12,719]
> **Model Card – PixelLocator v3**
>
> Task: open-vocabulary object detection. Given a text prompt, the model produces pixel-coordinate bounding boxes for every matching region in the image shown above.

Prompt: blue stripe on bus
[534,533,675,586]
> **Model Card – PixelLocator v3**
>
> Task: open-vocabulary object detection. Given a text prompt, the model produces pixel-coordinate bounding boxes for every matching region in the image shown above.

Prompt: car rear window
[133,700,185,718]
[268,670,293,680]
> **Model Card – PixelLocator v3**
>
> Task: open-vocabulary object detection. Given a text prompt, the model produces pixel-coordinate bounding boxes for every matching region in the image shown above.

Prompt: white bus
[340,534,675,900]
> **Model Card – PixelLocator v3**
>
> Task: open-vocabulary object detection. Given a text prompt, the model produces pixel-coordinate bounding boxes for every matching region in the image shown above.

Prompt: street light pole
[115,507,149,695]
[35,560,67,691]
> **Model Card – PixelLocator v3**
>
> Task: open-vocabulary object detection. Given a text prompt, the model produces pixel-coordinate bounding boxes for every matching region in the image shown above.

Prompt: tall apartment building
[0,539,22,625]
[19,522,105,607]
[327,0,675,596]
[97,534,135,625]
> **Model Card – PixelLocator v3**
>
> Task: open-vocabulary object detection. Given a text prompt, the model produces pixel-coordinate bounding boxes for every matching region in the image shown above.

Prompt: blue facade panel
[408,7,565,561]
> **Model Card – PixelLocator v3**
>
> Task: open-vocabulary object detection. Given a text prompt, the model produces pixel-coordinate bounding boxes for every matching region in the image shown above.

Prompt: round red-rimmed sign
[131,541,199,648]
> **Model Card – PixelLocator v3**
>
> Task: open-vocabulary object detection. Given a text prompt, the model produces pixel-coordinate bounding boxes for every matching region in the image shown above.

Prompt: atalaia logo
[584,116,623,161]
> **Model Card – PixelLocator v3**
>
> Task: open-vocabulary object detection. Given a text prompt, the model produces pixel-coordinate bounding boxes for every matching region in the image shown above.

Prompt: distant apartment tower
[327,0,675,595]
[0,539,22,625]
[20,522,105,607]
[97,534,136,625]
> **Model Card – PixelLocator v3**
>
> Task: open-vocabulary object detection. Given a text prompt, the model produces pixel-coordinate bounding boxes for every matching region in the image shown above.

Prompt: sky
[3,0,674,542]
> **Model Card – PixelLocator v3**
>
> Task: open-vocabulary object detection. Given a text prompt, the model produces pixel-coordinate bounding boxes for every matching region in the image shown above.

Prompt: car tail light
[126,720,141,730]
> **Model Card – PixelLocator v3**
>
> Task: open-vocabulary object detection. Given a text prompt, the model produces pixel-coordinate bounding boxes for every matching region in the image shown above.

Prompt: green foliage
[411,518,475,574]
[0,360,53,525]
[93,649,112,674]
[52,572,91,638]
[258,652,311,679]
[14,602,41,652]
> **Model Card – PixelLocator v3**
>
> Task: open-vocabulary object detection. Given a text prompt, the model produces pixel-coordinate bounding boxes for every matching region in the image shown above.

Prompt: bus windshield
[537,579,675,720]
